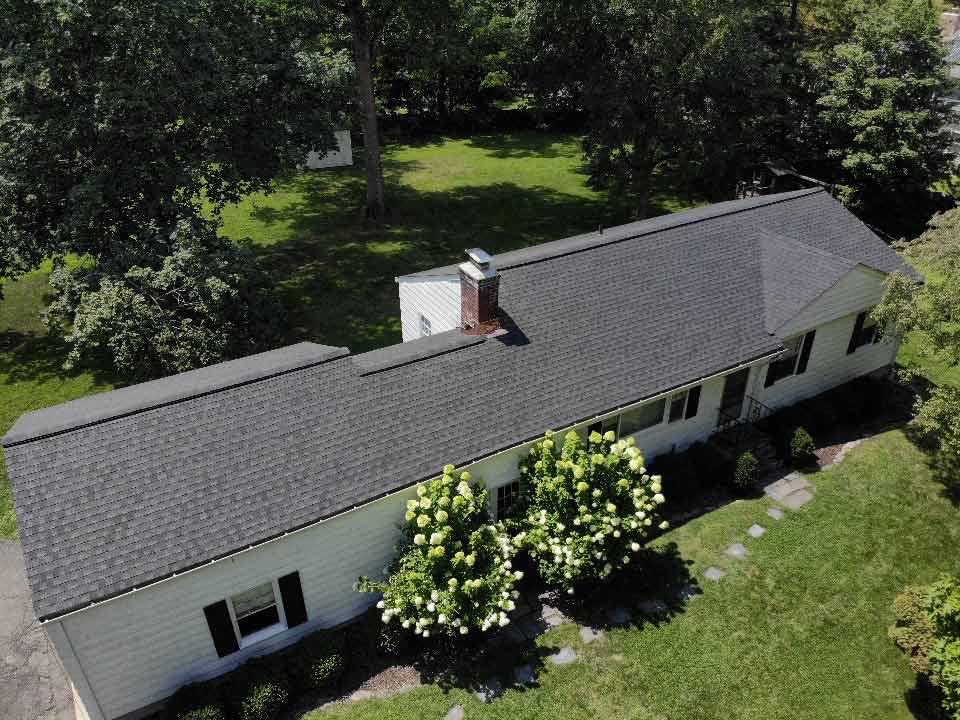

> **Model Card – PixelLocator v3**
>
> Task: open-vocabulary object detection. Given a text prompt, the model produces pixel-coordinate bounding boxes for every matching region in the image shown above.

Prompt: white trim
[225,578,288,650]
[41,348,784,625]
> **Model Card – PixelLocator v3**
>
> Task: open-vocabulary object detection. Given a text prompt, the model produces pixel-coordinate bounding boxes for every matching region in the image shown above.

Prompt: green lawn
[0,131,698,539]
[307,430,960,720]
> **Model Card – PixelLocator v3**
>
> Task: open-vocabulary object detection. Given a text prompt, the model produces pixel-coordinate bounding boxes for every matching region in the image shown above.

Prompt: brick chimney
[459,248,500,334]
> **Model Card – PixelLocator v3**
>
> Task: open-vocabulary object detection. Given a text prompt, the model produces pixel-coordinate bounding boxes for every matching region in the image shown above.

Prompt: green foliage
[43,219,283,380]
[522,0,772,217]
[789,427,817,466]
[358,466,520,637]
[734,452,759,488]
[876,207,960,482]
[0,0,351,288]
[519,429,668,593]
[814,0,951,235]
[926,575,960,718]
[891,585,939,678]
[237,679,290,720]
[165,683,227,720]
[285,632,346,692]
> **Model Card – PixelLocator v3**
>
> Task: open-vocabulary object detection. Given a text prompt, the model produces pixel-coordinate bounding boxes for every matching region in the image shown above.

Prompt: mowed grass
[0,132,699,539]
[307,430,960,720]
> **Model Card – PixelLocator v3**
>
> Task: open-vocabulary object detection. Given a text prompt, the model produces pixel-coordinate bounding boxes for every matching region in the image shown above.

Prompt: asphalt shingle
[2,188,913,620]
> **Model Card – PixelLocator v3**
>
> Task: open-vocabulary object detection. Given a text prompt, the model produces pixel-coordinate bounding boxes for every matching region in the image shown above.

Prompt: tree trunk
[348,0,388,220]
[632,136,654,220]
[789,0,799,28]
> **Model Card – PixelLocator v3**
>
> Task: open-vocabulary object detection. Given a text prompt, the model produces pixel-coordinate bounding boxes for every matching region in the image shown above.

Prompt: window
[496,480,521,521]
[419,314,432,337]
[587,416,620,438]
[203,572,308,658]
[847,310,881,354]
[619,398,666,437]
[230,582,282,640]
[765,330,816,388]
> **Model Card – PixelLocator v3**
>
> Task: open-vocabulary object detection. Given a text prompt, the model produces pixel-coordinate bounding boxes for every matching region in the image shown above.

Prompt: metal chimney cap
[465,248,493,269]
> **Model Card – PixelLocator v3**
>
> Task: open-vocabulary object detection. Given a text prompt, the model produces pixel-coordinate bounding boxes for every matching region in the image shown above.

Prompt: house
[2,188,916,720]
[304,129,353,169]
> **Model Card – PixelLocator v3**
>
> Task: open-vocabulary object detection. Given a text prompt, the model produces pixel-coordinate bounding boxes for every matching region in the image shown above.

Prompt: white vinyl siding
[777,266,887,338]
[397,276,460,341]
[304,130,353,169]
[754,311,898,410]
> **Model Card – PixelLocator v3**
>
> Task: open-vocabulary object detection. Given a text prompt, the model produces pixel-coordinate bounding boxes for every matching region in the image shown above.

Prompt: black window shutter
[278,571,308,628]
[685,386,701,419]
[796,330,816,375]
[204,600,239,658]
[847,312,866,354]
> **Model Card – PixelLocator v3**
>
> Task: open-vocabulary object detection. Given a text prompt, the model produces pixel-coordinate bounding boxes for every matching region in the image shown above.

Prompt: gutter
[39,345,784,625]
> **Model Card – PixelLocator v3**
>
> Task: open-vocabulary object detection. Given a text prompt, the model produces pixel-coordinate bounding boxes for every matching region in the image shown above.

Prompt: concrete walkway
[0,540,74,720]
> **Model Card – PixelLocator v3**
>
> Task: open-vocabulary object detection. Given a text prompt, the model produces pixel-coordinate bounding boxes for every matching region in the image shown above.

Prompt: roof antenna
[598,224,603,235]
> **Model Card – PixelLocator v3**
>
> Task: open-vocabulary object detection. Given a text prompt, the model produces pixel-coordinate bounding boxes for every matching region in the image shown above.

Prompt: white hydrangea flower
[430,532,443,545]
[420,497,432,509]
[422,629,430,638]
[659,520,670,530]
[416,485,427,497]
[414,533,426,545]
[653,493,666,504]
[631,542,640,552]
[460,626,469,635]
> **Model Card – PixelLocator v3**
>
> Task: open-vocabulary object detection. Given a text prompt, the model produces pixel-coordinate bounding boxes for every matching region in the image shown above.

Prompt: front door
[718,368,750,426]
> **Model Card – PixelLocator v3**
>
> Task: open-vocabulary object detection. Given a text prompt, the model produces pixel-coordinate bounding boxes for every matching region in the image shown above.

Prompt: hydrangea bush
[358,465,521,637]
[517,429,668,593]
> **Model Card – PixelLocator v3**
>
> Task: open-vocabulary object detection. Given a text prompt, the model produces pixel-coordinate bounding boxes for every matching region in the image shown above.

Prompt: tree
[44,218,285,380]
[874,207,960,487]
[0,0,351,289]
[518,429,668,594]
[814,0,951,235]
[521,0,774,218]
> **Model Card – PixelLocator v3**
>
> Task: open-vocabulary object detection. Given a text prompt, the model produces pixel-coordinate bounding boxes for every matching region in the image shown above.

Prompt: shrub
[164,683,226,720]
[926,575,960,719]
[285,632,345,692]
[518,429,668,594]
[237,679,290,720]
[358,465,521,637]
[733,452,759,489]
[789,427,817,467]
[890,585,939,678]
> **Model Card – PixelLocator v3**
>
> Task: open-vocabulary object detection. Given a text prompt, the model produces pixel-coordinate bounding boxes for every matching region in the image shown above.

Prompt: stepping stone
[473,678,503,704]
[675,583,702,601]
[767,507,785,520]
[764,472,810,502]
[725,543,748,559]
[445,706,465,720]
[541,604,568,627]
[781,488,814,510]
[579,626,605,644]
[514,664,535,684]
[638,599,668,616]
[703,566,726,582]
[548,646,578,665]
[606,606,632,626]
[747,524,766,538]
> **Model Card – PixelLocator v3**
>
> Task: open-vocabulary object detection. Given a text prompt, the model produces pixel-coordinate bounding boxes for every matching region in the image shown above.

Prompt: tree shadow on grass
[904,674,949,720]
[464,133,578,160]
[248,165,695,353]
[0,332,119,390]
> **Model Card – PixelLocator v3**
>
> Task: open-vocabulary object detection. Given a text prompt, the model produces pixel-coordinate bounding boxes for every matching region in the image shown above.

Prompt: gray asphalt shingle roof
[3,188,913,621]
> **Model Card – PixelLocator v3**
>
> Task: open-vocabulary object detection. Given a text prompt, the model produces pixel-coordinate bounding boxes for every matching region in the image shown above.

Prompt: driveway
[0,540,74,720]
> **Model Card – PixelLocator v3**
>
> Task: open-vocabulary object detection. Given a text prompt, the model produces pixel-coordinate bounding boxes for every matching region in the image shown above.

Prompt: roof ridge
[2,343,350,449]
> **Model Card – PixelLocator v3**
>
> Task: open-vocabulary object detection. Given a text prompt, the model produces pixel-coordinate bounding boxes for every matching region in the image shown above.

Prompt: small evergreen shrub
[733,452,759,489]
[237,678,290,720]
[890,585,938,678]
[286,632,345,692]
[164,683,226,720]
[789,427,817,467]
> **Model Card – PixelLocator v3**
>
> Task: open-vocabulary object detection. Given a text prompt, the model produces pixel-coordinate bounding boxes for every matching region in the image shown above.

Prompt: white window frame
[419,314,432,338]
[667,389,691,423]
[619,397,667,437]
[765,335,804,386]
[225,579,288,649]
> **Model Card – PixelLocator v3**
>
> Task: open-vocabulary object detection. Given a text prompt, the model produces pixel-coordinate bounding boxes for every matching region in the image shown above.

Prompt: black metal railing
[713,395,776,456]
